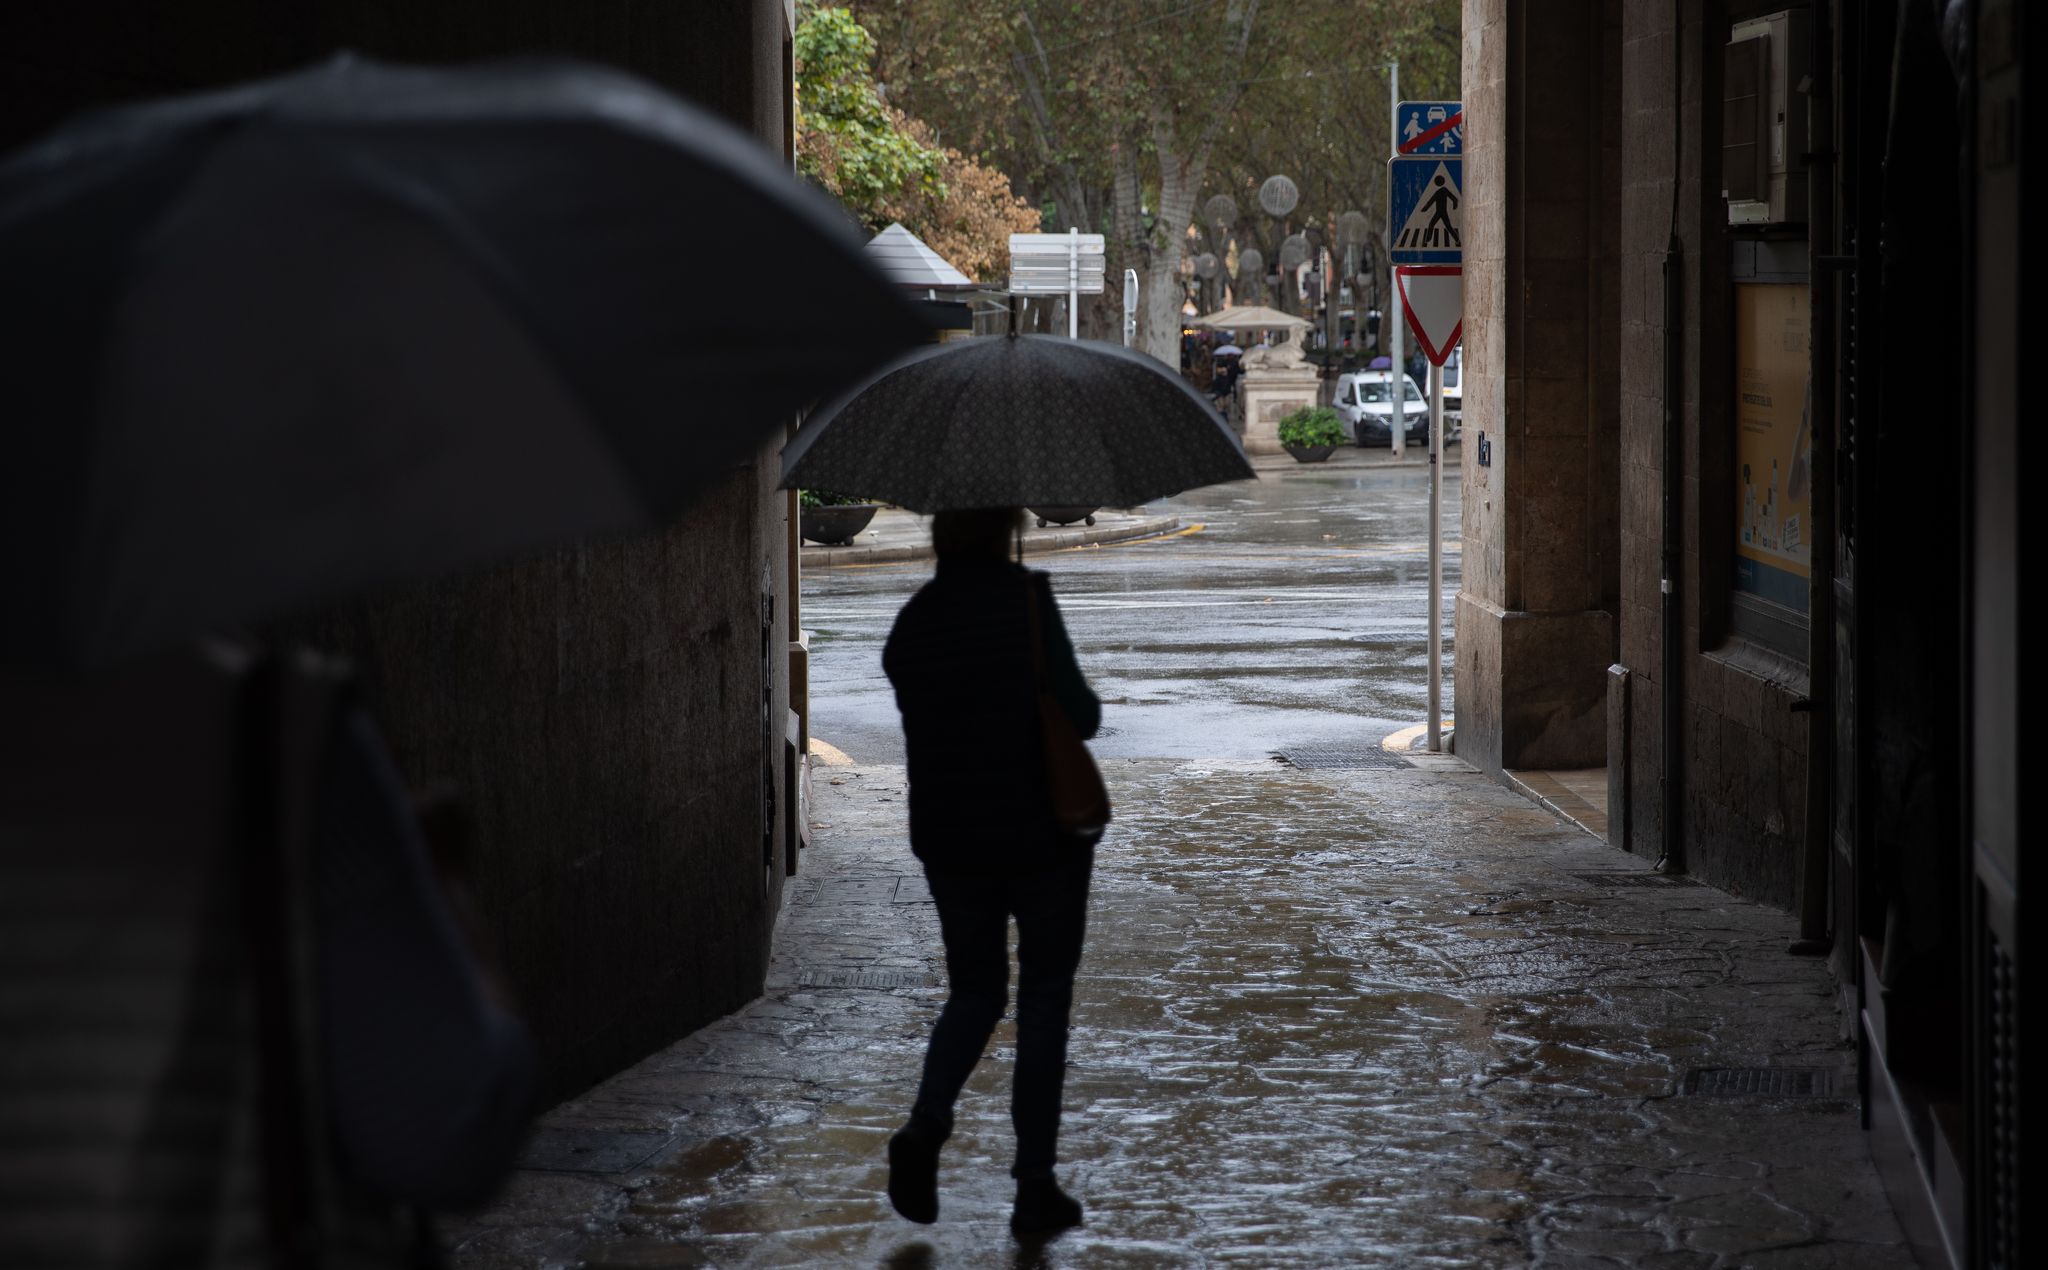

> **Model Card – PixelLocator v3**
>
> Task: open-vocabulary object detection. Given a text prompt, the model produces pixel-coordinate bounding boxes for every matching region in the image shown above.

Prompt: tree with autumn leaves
[795,5,1040,284]
[844,0,1458,363]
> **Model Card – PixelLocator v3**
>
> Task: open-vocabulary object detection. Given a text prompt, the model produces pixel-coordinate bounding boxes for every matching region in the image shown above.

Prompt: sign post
[1388,69,1404,460]
[1391,102,1464,754]
[1122,268,1139,347]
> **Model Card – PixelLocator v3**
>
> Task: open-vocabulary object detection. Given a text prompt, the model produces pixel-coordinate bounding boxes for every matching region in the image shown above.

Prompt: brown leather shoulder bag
[1024,577,1111,841]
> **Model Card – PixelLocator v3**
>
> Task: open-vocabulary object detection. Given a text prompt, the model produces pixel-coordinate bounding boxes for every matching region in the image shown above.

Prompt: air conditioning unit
[1723,9,1809,226]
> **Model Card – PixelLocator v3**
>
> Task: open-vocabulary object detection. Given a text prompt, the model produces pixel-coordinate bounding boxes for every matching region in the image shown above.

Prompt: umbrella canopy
[1368,355,1394,369]
[1189,304,1312,332]
[0,55,926,666]
[1212,344,1244,357]
[779,335,1255,512]
[866,222,974,289]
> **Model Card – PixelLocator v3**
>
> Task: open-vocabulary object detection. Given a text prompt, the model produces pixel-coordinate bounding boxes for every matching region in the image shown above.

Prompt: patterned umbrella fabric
[779,335,1255,512]
[0,55,926,666]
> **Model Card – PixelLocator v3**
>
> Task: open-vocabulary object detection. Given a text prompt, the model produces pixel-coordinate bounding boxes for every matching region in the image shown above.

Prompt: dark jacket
[882,560,1100,874]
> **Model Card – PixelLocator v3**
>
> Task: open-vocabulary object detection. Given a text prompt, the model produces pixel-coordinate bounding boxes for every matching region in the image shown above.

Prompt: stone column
[1454,0,1621,774]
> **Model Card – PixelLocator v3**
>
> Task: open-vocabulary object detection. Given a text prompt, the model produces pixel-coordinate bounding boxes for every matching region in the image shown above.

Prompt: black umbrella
[778,334,1255,512]
[0,55,926,666]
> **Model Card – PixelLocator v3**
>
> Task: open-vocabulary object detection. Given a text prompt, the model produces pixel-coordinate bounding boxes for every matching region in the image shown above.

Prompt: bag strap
[1023,574,1051,692]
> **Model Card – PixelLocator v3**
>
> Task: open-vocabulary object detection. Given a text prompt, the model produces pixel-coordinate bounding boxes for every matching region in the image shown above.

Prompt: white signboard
[1008,232,1106,296]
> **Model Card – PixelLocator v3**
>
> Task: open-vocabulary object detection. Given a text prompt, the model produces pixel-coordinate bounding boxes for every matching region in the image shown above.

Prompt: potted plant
[1278,405,1345,463]
[799,489,883,545]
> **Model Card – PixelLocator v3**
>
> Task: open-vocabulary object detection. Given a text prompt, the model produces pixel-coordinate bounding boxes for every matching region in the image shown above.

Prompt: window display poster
[1733,283,1812,613]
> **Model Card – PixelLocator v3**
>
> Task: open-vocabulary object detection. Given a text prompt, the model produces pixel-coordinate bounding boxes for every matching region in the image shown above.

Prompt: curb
[1502,769,1609,842]
[801,515,1183,568]
[1250,441,1462,473]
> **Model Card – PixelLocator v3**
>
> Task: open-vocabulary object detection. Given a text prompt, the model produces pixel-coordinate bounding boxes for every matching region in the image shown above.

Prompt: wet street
[450,462,1907,1267]
[804,459,1461,766]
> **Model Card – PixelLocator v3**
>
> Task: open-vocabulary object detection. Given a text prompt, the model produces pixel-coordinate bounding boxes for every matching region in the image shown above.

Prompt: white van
[1333,370,1428,446]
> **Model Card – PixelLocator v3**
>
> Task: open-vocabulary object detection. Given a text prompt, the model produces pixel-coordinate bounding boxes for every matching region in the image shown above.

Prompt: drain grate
[797,969,940,991]
[1272,743,1412,771]
[1682,1067,1839,1099]
[1573,871,1703,887]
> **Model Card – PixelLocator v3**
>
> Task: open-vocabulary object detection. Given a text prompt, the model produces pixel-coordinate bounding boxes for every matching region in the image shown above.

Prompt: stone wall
[1611,0,1810,907]
[2,0,801,1102]
[1457,0,1813,909]
[1454,0,1621,775]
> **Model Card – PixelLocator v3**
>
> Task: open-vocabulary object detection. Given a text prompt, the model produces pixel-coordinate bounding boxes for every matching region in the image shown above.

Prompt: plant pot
[800,503,880,546]
[1283,443,1337,463]
[1030,505,1098,528]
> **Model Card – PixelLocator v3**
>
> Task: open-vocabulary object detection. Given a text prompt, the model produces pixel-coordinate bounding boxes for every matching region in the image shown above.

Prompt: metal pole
[1388,64,1405,459]
[1067,227,1079,339]
[1427,357,1445,751]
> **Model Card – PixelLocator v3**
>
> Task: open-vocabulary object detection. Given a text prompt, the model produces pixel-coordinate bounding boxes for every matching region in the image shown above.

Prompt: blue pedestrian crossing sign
[1397,101,1464,155]
[1388,156,1462,264]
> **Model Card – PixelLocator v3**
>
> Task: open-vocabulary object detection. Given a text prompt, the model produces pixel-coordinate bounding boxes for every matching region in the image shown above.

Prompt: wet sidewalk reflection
[450,760,1908,1267]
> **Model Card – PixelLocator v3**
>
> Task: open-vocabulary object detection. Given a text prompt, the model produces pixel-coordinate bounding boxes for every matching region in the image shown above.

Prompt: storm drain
[797,969,940,991]
[1573,871,1704,887]
[1682,1067,1839,1099]
[1272,743,1412,771]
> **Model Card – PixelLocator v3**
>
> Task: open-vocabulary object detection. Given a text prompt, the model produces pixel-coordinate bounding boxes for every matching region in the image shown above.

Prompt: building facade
[1,0,812,1105]
[1456,1,2029,1263]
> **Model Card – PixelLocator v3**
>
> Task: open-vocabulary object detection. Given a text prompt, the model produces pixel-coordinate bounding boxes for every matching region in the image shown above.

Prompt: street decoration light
[1258,174,1299,218]
[1203,194,1239,233]
[1235,247,1265,300]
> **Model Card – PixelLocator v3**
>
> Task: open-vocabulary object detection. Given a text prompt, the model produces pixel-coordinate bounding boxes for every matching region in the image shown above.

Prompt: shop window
[1729,281,1812,654]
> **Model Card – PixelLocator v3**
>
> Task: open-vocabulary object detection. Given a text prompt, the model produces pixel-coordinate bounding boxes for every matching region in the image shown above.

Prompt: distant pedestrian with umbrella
[879,505,1101,1235]
[781,331,1254,1237]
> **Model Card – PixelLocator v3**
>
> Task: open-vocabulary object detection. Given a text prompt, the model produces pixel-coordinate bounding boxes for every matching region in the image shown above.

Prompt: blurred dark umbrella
[0,55,926,666]
[779,335,1254,512]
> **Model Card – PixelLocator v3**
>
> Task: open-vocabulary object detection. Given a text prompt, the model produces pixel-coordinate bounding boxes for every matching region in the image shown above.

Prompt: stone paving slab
[446,759,1909,1269]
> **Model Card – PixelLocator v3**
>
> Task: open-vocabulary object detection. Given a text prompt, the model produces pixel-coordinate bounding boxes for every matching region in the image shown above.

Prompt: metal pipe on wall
[1792,0,1838,954]
[1656,0,1685,876]
[1659,239,1685,875]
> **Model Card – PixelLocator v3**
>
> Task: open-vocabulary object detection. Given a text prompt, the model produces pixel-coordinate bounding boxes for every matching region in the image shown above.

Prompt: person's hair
[932,507,1022,560]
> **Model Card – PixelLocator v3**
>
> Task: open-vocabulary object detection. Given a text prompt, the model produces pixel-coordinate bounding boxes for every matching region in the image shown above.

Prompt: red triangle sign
[1395,265,1463,365]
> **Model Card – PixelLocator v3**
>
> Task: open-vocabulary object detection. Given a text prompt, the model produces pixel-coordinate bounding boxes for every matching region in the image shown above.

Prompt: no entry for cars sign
[1397,101,1464,155]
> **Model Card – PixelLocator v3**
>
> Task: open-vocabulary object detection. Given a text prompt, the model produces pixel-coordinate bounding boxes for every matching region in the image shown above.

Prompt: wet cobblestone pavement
[449,760,1909,1268]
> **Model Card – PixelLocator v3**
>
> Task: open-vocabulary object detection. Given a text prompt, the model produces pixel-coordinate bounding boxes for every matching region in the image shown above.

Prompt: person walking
[880,507,1101,1236]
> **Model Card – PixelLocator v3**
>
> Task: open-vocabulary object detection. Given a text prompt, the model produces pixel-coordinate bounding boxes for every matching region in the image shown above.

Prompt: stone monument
[1238,337,1321,455]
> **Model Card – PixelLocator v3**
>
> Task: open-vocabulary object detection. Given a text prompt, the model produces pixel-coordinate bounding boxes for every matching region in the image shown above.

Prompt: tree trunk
[1137,121,1204,364]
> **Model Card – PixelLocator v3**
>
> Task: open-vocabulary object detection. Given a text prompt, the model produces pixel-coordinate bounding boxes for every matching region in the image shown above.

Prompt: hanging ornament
[1258,174,1299,217]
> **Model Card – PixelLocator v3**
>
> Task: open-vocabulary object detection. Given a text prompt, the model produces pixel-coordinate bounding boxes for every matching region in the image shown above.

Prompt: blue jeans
[912,851,1093,1178]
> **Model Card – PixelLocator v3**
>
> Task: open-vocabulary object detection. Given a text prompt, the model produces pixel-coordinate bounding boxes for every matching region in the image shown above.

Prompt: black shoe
[1010,1175,1083,1234]
[887,1125,944,1224]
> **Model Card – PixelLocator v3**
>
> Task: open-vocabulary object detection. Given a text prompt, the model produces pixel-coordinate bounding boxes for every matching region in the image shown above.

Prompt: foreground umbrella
[0,55,926,666]
[779,334,1255,512]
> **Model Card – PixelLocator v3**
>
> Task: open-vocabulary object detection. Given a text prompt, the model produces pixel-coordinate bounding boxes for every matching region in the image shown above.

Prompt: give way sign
[1395,265,1462,366]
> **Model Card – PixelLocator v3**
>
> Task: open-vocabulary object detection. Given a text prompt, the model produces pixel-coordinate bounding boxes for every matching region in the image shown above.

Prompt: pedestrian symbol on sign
[1393,163,1461,253]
